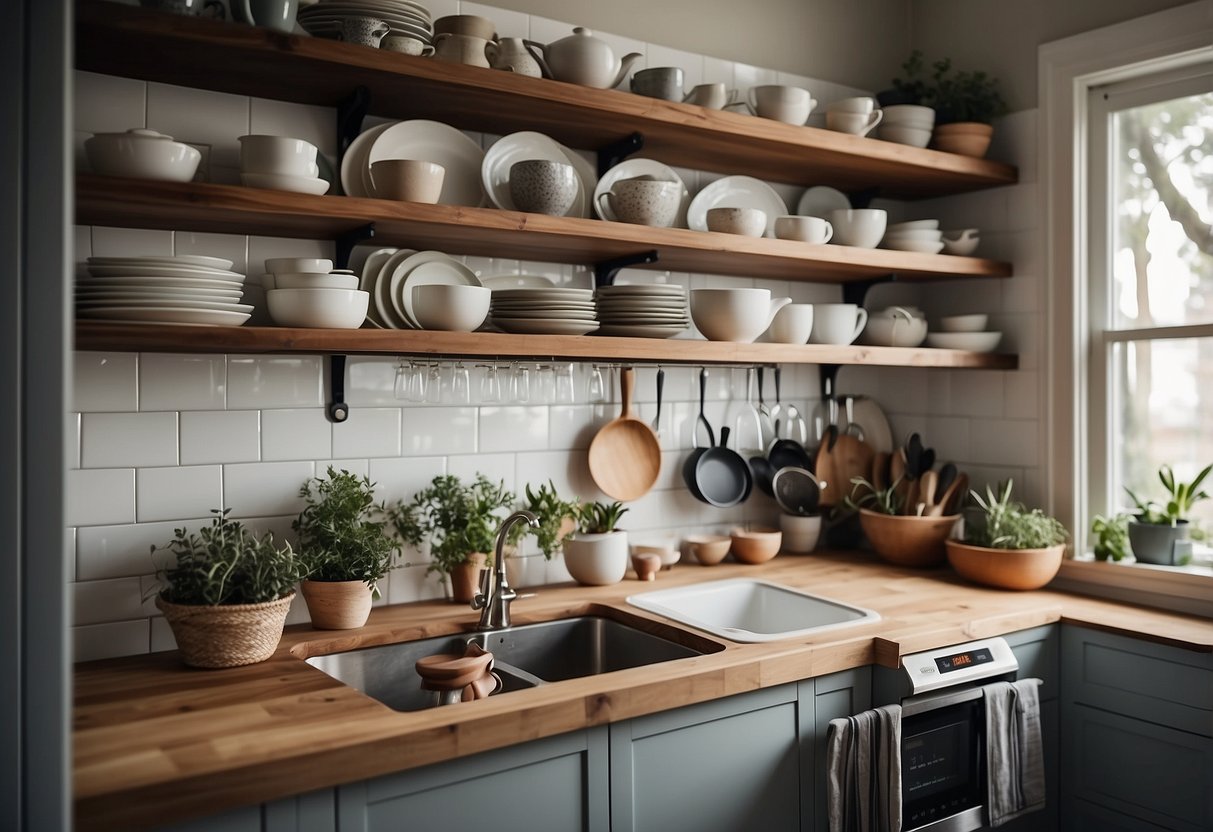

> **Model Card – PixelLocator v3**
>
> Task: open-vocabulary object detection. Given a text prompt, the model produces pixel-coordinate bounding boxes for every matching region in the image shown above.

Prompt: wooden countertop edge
[72,553,1212,830]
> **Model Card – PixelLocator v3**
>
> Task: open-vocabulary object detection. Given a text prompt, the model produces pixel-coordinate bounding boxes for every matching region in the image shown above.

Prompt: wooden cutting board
[831,433,875,506]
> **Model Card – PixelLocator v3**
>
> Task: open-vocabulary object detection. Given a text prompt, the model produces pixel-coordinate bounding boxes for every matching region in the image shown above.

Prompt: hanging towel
[984,678,1046,827]
[826,704,902,832]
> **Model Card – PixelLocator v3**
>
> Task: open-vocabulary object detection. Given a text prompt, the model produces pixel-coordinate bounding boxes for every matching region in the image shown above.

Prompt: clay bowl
[683,533,731,566]
[858,509,960,567]
[729,527,782,565]
[946,541,1065,590]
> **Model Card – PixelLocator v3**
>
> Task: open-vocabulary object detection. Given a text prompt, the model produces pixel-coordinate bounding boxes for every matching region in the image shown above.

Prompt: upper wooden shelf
[74,323,1019,369]
[76,175,1013,284]
[75,1,1017,199]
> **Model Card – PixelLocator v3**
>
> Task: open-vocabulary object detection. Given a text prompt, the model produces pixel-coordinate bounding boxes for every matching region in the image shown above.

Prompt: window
[1088,67,1213,567]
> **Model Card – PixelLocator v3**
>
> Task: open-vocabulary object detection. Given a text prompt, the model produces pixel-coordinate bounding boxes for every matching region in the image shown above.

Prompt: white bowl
[862,312,928,347]
[706,206,767,237]
[882,238,945,254]
[882,104,936,127]
[939,313,989,333]
[273,273,360,290]
[265,258,333,275]
[631,540,681,568]
[779,513,822,553]
[691,288,789,343]
[266,288,369,328]
[887,219,939,232]
[878,125,933,148]
[925,331,1002,352]
[829,208,887,248]
[880,228,943,242]
[241,172,330,195]
[238,134,319,178]
[84,128,201,182]
[412,284,490,331]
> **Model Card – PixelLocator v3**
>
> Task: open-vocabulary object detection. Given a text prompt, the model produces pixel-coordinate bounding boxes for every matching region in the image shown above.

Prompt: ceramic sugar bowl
[486,37,545,77]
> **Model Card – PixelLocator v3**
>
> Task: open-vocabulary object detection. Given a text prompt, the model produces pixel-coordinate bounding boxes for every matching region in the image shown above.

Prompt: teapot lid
[92,128,174,141]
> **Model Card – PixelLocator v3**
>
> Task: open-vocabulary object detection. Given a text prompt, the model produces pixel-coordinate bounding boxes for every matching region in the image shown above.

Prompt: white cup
[767,303,814,344]
[828,96,878,115]
[369,159,445,203]
[774,215,832,244]
[683,82,731,109]
[826,109,883,137]
[779,512,822,553]
[747,85,816,125]
[808,303,868,345]
[264,257,333,274]
[706,206,767,237]
[238,135,319,178]
[829,208,887,248]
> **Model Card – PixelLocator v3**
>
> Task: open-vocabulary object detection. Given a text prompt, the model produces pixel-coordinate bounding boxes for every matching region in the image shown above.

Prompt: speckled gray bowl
[597,178,681,227]
[508,160,578,216]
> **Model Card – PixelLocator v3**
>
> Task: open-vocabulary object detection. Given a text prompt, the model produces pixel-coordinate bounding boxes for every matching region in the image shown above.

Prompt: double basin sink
[305,579,880,712]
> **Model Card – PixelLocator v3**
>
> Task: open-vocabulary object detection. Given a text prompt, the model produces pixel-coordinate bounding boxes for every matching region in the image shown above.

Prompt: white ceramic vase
[561,531,628,585]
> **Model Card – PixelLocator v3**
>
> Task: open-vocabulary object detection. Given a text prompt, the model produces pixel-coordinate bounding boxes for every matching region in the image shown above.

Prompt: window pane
[1110,338,1213,531]
[1111,91,1213,329]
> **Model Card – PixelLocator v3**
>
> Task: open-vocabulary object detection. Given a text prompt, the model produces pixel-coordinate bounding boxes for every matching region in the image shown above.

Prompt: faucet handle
[471,565,491,610]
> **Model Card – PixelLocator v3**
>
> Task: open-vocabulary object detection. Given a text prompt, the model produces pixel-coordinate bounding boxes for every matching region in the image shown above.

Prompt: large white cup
[774,215,832,244]
[829,208,887,248]
[767,303,814,344]
[808,303,868,345]
[747,85,816,125]
[690,288,792,343]
[828,96,878,115]
[825,109,883,137]
[237,135,319,178]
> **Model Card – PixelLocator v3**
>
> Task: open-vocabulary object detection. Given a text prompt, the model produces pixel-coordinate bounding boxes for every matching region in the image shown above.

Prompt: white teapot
[528,27,643,89]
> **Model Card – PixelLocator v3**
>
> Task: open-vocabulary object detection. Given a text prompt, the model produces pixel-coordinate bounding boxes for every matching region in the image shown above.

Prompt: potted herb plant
[149,509,307,668]
[561,500,629,586]
[1125,463,1211,565]
[390,474,515,602]
[294,467,400,630]
[1090,513,1131,562]
[847,476,960,567]
[946,480,1068,590]
[506,480,578,586]
[928,57,1007,158]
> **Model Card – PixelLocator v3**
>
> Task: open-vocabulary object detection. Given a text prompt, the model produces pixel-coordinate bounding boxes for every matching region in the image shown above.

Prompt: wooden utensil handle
[620,366,635,418]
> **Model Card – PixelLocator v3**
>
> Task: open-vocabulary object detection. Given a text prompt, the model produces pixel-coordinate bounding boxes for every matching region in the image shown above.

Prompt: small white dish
[272,273,361,290]
[87,255,234,271]
[76,306,251,326]
[241,172,330,195]
[925,331,1002,352]
[881,239,945,254]
[886,219,940,232]
[941,229,981,256]
[265,258,334,275]
[939,314,989,333]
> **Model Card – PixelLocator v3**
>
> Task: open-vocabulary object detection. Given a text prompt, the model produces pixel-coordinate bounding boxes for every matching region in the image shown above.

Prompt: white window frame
[1041,0,1213,616]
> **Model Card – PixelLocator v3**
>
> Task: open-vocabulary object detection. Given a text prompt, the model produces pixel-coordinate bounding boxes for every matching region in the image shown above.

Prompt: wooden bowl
[858,509,960,567]
[729,527,782,565]
[683,534,731,566]
[946,540,1065,590]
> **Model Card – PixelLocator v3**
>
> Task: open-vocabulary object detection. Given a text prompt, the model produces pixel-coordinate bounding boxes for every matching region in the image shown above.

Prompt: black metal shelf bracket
[842,274,897,309]
[335,223,376,271]
[819,363,841,401]
[337,85,372,159]
[597,132,645,178]
[594,250,659,288]
[327,354,349,423]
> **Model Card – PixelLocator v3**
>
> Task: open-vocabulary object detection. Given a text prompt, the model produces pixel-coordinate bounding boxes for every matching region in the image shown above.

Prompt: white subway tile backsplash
[447,452,514,490]
[77,520,183,580]
[136,465,223,522]
[462,2,528,39]
[950,371,1005,420]
[515,450,599,501]
[332,408,401,458]
[180,410,260,465]
[73,352,138,412]
[75,70,146,138]
[74,620,150,663]
[91,226,173,257]
[73,578,147,626]
[150,616,176,653]
[262,408,332,461]
[224,461,313,518]
[174,231,249,275]
[548,405,603,451]
[246,236,335,277]
[68,468,135,527]
[228,355,324,409]
[387,563,445,605]
[346,357,399,406]
[971,419,1040,467]
[320,458,369,478]
[1003,370,1040,421]
[140,353,227,411]
[368,456,447,504]
[478,406,548,453]
[249,97,337,157]
[147,81,249,173]
[402,407,477,456]
[81,412,177,469]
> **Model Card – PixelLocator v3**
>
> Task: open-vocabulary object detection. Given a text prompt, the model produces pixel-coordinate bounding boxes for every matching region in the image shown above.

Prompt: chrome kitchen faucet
[472,510,539,631]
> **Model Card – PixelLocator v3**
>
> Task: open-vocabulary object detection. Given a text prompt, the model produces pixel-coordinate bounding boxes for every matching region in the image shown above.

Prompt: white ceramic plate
[241,172,330,195]
[596,284,687,295]
[379,250,481,328]
[369,248,416,328]
[86,264,244,280]
[492,318,600,335]
[76,306,252,326]
[491,288,593,300]
[491,308,597,320]
[887,219,940,232]
[366,120,486,207]
[76,286,245,300]
[76,298,254,313]
[341,123,392,198]
[77,275,246,290]
[358,247,398,327]
[491,302,597,311]
[687,176,787,237]
[593,158,690,228]
[796,185,850,218]
[595,324,687,338]
[302,0,431,21]
[480,274,556,289]
[481,132,590,217]
[300,15,433,41]
[87,255,234,271]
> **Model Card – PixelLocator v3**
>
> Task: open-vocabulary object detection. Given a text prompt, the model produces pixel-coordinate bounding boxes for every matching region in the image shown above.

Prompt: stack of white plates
[595,284,690,338]
[881,219,943,254]
[76,255,252,326]
[298,0,433,43]
[341,119,486,205]
[356,247,482,329]
[489,288,599,335]
[481,131,598,219]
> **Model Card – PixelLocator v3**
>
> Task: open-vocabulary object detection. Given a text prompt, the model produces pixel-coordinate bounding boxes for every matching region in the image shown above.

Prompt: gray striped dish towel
[984,678,1045,827]
[826,704,902,832]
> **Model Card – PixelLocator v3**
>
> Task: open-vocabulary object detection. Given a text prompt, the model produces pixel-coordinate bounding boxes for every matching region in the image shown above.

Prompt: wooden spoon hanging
[588,367,662,501]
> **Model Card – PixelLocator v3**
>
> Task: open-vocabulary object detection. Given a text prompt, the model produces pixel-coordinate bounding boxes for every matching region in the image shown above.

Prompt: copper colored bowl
[946,541,1065,590]
[729,527,782,565]
[858,509,960,567]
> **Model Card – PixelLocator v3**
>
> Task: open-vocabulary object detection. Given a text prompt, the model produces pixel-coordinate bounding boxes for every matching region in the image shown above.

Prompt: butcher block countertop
[73,551,1213,831]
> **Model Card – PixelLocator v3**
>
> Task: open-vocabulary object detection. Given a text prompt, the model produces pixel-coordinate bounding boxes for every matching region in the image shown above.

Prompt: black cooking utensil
[749,454,777,497]
[772,466,821,516]
[936,461,957,496]
[768,438,814,471]
[694,367,714,449]
[694,426,752,507]
[905,432,924,479]
[651,367,665,434]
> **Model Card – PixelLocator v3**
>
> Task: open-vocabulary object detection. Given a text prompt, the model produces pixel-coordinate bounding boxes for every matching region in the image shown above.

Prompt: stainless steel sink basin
[305,614,720,712]
[628,578,880,643]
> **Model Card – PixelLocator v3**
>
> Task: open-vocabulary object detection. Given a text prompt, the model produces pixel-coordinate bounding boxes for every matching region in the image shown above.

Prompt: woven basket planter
[156,592,295,669]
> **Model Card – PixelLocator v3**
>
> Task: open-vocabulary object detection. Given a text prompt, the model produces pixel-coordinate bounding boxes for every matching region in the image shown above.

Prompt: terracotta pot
[448,552,487,603]
[300,579,373,629]
[931,122,994,158]
[156,592,294,669]
[858,509,960,567]
[946,540,1065,590]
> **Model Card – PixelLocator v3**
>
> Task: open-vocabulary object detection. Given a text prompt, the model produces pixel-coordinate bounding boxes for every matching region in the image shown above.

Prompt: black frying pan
[694,427,753,507]
[683,368,714,503]
[768,438,814,471]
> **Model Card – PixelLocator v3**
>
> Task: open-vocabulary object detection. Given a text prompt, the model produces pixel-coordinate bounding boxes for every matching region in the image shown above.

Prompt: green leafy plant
[390,474,515,576]
[930,57,1007,124]
[294,467,399,594]
[574,500,629,535]
[1090,513,1131,562]
[965,480,1067,550]
[509,480,578,559]
[150,509,306,606]
[1125,463,1212,525]
[845,476,904,516]
[887,50,933,105]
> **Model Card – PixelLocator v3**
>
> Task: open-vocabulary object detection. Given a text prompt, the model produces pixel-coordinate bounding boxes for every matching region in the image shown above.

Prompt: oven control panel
[901,636,1018,694]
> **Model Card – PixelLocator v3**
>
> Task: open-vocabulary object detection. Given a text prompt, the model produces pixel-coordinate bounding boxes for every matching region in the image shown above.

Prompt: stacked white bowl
[881,218,944,254]
[926,313,1002,352]
[262,258,369,328]
[239,135,330,196]
[877,104,936,148]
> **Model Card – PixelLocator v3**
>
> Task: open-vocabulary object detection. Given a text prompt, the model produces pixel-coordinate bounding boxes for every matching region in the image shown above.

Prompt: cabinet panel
[610,685,804,832]
[991,698,1058,832]
[154,790,336,832]
[811,667,873,832]
[1003,623,1060,702]
[1063,798,1182,831]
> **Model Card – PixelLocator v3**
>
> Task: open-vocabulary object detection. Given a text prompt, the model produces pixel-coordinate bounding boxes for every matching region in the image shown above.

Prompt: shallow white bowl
[939,313,989,333]
[925,331,1002,352]
[881,228,943,242]
[273,273,360,290]
[878,125,933,148]
[265,258,333,275]
[85,128,201,182]
[886,219,939,232]
[882,104,936,127]
[882,239,945,254]
[241,172,330,195]
[266,288,369,328]
[413,284,490,331]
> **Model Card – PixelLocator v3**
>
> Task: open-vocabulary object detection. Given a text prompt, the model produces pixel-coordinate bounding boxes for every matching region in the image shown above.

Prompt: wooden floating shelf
[76,1,1017,198]
[74,323,1019,370]
[76,176,1013,284]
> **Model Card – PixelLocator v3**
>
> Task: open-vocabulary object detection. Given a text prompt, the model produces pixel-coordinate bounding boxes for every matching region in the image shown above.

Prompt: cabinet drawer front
[1062,625,1213,736]
[1062,704,1213,832]
[1064,798,1185,831]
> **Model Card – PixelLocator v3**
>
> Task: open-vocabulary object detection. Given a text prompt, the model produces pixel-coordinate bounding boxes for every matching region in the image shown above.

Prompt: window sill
[1052,557,1213,618]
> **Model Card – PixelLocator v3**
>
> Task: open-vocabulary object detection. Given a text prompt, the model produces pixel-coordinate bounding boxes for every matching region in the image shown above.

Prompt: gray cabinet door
[609,684,808,832]
[1003,623,1060,701]
[990,698,1058,832]
[810,666,873,832]
[1064,798,1185,831]
[154,789,336,832]
[337,728,609,832]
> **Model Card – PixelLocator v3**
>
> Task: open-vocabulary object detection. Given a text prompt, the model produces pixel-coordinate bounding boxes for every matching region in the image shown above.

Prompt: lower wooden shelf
[74,323,1019,369]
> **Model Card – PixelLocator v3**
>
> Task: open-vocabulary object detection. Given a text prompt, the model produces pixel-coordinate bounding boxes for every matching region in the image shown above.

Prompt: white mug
[747,85,815,125]
[829,208,887,248]
[826,109,883,137]
[767,303,814,344]
[828,96,878,115]
[774,215,832,244]
[808,303,867,345]
[238,135,318,178]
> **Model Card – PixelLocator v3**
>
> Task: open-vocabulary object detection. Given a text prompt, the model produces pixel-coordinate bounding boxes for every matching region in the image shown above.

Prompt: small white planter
[561,530,629,586]
[779,513,822,553]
